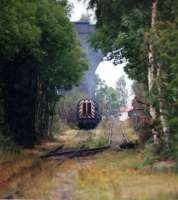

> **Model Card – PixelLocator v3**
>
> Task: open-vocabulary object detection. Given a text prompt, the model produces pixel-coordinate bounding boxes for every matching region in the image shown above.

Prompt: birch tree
[88,0,178,152]
[147,0,158,120]
[148,0,170,149]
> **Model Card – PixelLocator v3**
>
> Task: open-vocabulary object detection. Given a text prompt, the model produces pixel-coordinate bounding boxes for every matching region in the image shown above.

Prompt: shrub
[0,134,19,152]
[86,135,108,148]
[143,139,161,165]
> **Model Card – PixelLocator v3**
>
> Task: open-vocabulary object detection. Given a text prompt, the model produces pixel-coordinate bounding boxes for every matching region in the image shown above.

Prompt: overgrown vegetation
[88,0,178,159]
[0,0,87,148]
[58,88,86,126]
[0,120,177,199]
[2,150,177,199]
[74,150,178,200]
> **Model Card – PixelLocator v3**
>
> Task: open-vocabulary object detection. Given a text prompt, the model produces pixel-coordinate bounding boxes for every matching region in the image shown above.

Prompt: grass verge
[74,150,178,200]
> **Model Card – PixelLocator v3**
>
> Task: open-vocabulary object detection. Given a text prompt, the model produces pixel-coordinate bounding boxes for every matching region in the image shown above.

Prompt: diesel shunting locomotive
[77,99,101,130]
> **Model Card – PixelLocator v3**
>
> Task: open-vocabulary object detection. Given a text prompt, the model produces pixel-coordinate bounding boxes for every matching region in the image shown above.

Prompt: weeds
[74,150,178,200]
[86,135,108,148]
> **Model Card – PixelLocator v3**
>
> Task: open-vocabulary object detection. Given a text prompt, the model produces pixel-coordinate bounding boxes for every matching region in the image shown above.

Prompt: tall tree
[147,0,158,120]
[88,0,178,154]
[0,0,87,147]
[95,75,120,116]
[116,76,128,108]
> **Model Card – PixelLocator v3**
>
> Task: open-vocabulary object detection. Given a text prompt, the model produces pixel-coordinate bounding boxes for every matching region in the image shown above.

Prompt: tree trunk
[148,0,159,120]
[157,65,170,150]
[148,0,170,149]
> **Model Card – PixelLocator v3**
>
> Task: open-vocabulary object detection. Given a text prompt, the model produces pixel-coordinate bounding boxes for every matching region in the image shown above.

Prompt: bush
[143,139,161,165]
[86,135,108,148]
[0,134,19,152]
[58,88,86,126]
[51,116,70,136]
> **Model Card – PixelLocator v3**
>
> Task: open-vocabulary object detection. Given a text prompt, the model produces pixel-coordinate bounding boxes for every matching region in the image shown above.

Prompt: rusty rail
[40,145,110,159]
[41,122,113,159]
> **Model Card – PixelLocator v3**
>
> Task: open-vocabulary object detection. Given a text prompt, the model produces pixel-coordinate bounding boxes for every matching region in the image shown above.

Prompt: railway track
[40,145,110,159]
[41,122,113,160]
[117,121,136,149]
[41,119,135,161]
[1,120,136,200]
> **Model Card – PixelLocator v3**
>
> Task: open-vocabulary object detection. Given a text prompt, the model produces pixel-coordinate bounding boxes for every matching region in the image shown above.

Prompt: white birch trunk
[148,0,170,148]
[148,0,159,120]
[160,102,169,149]
[148,48,156,119]
[157,65,170,149]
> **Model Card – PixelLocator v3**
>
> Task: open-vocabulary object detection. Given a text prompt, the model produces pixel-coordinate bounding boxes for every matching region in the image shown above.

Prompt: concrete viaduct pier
[73,21,103,98]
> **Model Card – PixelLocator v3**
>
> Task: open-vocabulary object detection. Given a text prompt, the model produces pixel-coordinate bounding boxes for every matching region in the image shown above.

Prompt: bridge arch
[73,21,103,98]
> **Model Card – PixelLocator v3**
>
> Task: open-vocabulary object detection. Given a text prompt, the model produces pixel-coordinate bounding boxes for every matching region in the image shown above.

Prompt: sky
[96,61,134,107]
[69,0,94,22]
[69,0,134,107]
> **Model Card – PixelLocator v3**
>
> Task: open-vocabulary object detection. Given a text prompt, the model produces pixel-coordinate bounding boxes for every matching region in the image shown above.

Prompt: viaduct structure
[73,21,103,98]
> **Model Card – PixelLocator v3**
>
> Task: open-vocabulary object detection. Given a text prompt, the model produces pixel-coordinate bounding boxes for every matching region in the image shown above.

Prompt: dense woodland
[0,0,87,148]
[1,1,178,199]
[0,0,178,162]
[88,0,178,158]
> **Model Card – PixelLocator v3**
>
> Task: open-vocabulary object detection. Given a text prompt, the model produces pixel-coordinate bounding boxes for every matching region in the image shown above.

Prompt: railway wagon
[77,99,101,130]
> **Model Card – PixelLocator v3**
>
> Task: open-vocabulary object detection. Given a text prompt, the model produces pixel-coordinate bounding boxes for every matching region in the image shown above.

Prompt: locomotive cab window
[82,103,87,115]
[87,103,92,116]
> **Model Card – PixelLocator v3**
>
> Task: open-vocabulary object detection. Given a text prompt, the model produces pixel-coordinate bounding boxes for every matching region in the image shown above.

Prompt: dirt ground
[1,120,178,200]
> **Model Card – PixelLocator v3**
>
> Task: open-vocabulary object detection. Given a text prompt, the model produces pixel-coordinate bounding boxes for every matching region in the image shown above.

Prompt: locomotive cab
[77,99,101,130]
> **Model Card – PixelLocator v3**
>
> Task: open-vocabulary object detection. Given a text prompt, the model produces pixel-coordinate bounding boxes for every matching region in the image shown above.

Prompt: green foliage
[86,135,108,148]
[152,16,178,157]
[0,0,88,147]
[58,88,87,126]
[95,75,120,115]
[116,76,128,107]
[95,75,128,116]
[143,141,161,165]
[89,0,151,83]
[89,0,178,158]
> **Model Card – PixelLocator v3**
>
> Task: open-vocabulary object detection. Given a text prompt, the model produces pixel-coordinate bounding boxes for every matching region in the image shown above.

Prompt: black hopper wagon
[77,99,101,130]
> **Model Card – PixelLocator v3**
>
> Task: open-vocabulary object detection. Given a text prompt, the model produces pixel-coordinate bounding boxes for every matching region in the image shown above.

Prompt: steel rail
[41,122,113,159]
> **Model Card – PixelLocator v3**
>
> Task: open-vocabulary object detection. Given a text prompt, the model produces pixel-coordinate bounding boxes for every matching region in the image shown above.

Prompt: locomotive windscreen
[87,103,92,115]
[82,103,87,115]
